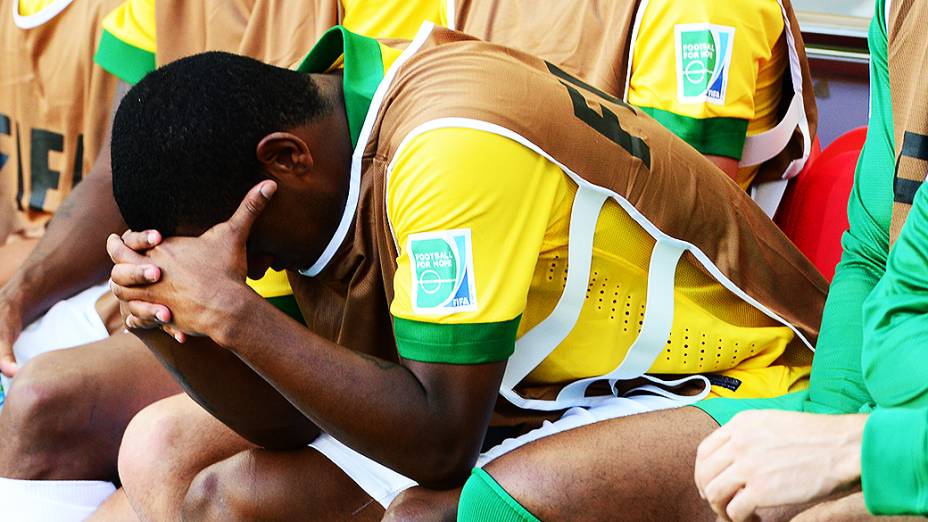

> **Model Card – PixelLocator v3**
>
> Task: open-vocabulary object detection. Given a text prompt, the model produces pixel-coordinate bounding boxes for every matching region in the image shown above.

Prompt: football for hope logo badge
[675,24,735,105]
[409,229,477,314]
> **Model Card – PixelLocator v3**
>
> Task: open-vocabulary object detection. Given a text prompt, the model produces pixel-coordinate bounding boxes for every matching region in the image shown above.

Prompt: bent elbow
[408,446,478,490]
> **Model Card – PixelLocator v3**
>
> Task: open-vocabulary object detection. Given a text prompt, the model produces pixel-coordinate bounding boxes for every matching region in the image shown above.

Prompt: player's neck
[311,72,352,171]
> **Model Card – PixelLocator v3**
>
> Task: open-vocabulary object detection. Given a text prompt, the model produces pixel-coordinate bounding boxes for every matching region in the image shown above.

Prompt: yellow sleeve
[627,0,786,159]
[94,0,156,84]
[387,127,561,364]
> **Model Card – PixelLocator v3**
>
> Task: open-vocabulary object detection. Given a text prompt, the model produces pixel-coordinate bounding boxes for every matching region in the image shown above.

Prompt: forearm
[861,186,928,408]
[218,292,500,488]
[132,328,321,450]
[803,183,888,414]
[5,173,124,321]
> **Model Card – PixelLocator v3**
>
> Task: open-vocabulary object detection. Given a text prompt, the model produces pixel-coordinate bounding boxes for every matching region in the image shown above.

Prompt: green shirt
[700,0,928,514]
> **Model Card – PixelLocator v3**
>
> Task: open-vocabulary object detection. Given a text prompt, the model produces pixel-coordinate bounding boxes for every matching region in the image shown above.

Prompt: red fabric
[775,127,867,281]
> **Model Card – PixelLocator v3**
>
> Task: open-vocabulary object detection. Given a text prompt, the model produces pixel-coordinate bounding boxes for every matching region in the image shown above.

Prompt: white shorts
[0,284,110,402]
[309,392,687,508]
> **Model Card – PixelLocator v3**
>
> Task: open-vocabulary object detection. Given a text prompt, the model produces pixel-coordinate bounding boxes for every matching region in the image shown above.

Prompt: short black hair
[112,51,331,236]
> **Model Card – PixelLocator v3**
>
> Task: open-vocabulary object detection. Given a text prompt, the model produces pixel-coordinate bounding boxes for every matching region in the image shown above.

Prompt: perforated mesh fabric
[521,181,807,388]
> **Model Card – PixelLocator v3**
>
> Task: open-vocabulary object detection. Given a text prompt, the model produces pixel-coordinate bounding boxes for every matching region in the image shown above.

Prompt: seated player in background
[106,24,825,520]
[0,0,119,282]
[0,2,178,520]
[694,0,928,519]
[446,0,816,214]
[0,0,442,519]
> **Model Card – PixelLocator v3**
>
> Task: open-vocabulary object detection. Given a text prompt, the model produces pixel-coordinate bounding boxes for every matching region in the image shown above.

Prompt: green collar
[296,26,385,147]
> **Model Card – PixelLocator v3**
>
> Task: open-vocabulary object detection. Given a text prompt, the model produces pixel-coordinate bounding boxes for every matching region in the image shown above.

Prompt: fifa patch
[408,229,477,314]
[675,24,735,105]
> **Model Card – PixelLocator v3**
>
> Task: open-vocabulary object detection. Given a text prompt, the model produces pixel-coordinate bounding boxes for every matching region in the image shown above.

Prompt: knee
[117,399,187,490]
[384,488,455,522]
[182,452,259,522]
[3,353,93,446]
[383,489,431,522]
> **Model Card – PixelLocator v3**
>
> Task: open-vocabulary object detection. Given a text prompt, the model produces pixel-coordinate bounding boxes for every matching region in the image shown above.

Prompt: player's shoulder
[386,126,556,220]
[101,0,155,46]
[650,0,784,24]
[389,127,544,187]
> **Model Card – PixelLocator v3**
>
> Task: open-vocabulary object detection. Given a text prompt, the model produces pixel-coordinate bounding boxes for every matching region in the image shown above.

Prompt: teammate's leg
[86,489,137,521]
[0,331,179,480]
[118,393,255,521]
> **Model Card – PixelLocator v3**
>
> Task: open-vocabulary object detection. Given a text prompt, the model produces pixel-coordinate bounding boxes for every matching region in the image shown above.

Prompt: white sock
[0,477,115,522]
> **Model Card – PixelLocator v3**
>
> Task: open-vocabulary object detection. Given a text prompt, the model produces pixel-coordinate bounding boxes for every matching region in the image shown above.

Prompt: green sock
[458,468,541,522]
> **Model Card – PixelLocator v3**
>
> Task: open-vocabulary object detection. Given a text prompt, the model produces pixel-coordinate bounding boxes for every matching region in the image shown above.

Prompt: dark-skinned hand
[107,180,276,343]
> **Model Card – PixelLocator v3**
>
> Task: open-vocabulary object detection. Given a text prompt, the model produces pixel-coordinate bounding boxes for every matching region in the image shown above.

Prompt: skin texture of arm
[131,291,505,489]
[0,81,130,376]
[131,329,322,450]
[705,155,739,181]
[220,292,506,489]
[109,183,506,489]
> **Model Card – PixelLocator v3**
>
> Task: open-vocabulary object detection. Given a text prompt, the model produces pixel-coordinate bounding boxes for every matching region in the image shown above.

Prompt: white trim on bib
[12,0,74,29]
[386,117,813,412]
[625,0,811,217]
[300,22,437,277]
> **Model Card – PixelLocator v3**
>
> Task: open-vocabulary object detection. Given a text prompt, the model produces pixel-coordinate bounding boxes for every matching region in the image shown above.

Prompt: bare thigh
[482,406,720,522]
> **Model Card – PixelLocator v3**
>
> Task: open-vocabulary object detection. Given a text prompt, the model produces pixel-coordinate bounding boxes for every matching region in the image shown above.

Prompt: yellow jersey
[388,127,808,399]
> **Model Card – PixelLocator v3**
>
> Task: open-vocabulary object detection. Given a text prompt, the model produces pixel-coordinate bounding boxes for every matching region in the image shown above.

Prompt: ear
[256,132,314,181]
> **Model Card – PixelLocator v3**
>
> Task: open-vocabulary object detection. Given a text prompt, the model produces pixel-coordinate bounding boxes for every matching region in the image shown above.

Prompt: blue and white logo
[675,24,735,105]
[409,229,477,314]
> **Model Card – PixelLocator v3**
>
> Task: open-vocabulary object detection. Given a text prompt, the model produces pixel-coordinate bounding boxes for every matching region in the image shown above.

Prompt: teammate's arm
[859,407,928,515]
[854,182,928,516]
[861,182,928,409]
[0,82,129,376]
[797,1,893,415]
[627,0,786,186]
[705,156,739,179]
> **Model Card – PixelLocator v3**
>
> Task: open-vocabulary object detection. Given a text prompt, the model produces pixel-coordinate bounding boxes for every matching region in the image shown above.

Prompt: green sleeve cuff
[862,408,928,515]
[393,315,520,365]
[94,29,156,84]
[639,106,748,159]
[266,295,305,325]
